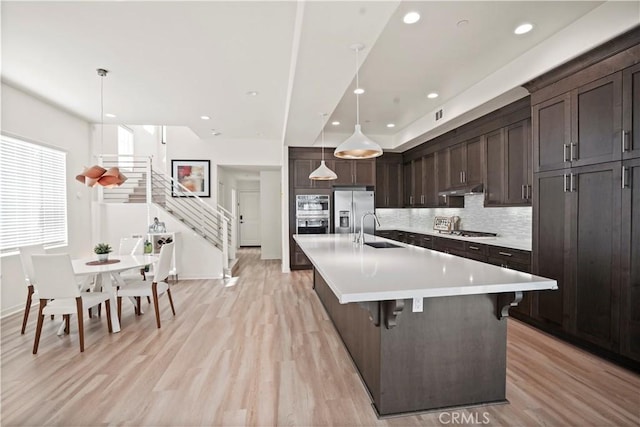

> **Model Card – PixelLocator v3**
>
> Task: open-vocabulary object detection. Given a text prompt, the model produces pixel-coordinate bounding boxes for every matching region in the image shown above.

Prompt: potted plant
[94,243,112,262]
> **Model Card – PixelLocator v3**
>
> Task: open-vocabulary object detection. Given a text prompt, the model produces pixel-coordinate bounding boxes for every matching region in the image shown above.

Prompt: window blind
[0,135,68,255]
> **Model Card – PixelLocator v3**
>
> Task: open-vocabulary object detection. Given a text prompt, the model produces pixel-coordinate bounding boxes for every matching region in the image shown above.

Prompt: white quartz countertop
[294,234,556,304]
[377,226,532,251]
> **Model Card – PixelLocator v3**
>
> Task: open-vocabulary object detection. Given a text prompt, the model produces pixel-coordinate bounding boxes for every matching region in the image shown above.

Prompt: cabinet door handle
[622,130,629,153]
[421,195,425,204]
[521,184,526,200]
[563,174,569,192]
[498,251,512,257]
[563,144,569,162]
[424,237,431,241]
[570,173,576,192]
[622,166,630,189]
[570,142,577,161]
[469,246,480,251]
[459,171,463,183]
[410,195,414,205]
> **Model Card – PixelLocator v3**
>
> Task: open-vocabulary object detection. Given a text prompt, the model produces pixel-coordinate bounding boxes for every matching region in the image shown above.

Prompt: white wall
[1,83,92,316]
[260,171,282,260]
[99,203,223,279]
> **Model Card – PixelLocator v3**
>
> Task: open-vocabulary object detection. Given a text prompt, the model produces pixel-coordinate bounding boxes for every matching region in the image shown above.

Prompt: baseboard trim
[2,303,28,320]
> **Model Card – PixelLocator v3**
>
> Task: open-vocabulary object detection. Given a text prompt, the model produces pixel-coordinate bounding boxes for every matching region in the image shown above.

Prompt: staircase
[98,155,237,277]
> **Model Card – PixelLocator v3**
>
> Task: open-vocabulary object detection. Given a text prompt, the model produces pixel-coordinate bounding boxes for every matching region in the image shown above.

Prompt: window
[0,135,68,255]
[117,125,134,170]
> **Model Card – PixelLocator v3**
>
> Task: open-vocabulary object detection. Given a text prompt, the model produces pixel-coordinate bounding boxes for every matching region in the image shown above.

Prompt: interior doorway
[239,191,260,246]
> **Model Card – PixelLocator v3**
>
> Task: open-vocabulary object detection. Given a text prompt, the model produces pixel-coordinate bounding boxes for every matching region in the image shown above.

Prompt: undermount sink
[364,241,403,249]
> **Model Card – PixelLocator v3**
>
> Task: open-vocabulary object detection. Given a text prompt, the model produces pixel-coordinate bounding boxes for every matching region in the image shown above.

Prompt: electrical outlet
[412,297,423,312]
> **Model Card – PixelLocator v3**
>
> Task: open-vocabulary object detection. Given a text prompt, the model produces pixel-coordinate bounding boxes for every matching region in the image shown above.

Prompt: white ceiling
[2,1,638,152]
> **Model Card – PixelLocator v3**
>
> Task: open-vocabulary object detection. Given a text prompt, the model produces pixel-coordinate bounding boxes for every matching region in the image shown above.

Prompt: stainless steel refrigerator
[334,188,375,235]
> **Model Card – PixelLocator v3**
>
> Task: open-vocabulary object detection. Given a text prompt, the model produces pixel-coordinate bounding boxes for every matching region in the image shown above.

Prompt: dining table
[71,254,158,333]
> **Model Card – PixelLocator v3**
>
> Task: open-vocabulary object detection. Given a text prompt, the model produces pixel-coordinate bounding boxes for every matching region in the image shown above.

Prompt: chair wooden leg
[88,307,93,319]
[136,297,141,316]
[32,299,47,354]
[147,296,151,304]
[64,315,70,335]
[76,297,84,352]
[152,283,161,328]
[50,315,54,320]
[167,288,176,316]
[97,303,101,317]
[21,285,34,334]
[105,300,113,334]
[117,297,122,323]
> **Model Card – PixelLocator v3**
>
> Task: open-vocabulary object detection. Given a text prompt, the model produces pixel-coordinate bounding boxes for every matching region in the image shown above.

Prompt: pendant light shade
[76,68,127,187]
[309,160,338,180]
[334,43,382,160]
[309,113,337,181]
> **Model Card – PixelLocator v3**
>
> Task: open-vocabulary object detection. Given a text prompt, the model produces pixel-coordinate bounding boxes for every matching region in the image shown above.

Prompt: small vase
[97,253,109,262]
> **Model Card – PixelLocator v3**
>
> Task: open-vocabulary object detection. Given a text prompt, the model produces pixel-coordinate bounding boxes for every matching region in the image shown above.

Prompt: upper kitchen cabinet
[333,159,375,186]
[375,153,403,208]
[531,72,622,173]
[448,137,482,189]
[623,63,640,160]
[292,159,333,189]
[485,119,532,206]
[403,157,424,207]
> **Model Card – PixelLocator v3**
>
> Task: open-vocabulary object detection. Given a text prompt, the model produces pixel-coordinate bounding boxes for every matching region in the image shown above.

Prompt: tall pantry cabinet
[527,29,640,366]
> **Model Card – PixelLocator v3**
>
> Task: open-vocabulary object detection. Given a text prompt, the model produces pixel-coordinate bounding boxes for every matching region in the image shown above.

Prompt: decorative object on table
[148,217,167,233]
[155,236,173,251]
[94,243,113,262]
[75,69,127,187]
[334,43,383,160]
[309,113,337,181]
[171,159,210,197]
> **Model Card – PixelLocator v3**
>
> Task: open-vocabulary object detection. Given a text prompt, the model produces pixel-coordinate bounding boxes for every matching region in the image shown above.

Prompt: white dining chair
[118,236,146,281]
[18,244,46,334]
[31,254,112,353]
[117,242,176,328]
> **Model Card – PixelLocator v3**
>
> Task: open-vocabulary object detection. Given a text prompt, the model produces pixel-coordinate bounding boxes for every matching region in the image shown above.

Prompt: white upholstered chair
[118,236,146,281]
[18,244,46,334]
[31,254,112,353]
[117,242,176,328]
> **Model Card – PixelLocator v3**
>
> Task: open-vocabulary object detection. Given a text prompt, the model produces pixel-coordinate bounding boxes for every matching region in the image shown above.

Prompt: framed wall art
[171,159,211,197]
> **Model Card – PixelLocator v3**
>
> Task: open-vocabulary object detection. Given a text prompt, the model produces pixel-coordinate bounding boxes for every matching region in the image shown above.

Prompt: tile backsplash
[376,194,532,241]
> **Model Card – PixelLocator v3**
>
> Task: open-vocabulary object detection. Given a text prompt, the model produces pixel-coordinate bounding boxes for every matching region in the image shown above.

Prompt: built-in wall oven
[296,195,330,234]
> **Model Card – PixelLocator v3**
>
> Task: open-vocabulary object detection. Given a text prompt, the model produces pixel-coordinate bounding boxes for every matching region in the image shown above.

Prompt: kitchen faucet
[356,212,381,245]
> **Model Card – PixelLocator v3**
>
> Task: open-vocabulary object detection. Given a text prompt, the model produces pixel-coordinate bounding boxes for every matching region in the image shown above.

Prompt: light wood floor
[1,248,639,426]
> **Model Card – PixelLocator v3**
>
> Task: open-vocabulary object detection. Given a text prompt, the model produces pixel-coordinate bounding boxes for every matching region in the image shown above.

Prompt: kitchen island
[294,233,557,416]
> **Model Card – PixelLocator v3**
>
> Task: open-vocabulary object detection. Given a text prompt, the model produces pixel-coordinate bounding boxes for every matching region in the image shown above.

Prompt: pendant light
[309,113,337,181]
[76,68,127,187]
[334,43,383,159]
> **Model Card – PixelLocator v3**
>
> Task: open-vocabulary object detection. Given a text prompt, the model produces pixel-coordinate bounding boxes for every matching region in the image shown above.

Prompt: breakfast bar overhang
[294,234,558,417]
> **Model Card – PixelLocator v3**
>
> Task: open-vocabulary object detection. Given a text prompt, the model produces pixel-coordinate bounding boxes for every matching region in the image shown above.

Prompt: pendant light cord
[355,47,360,126]
[320,114,325,161]
[100,71,104,155]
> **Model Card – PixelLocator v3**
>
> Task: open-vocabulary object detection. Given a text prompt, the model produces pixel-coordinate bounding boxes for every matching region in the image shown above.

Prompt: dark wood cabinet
[623,63,640,160]
[375,154,403,208]
[403,158,424,207]
[292,159,315,188]
[620,158,640,362]
[448,138,482,188]
[484,119,532,206]
[332,159,375,186]
[532,170,569,328]
[423,153,438,207]
[533,74,623,173]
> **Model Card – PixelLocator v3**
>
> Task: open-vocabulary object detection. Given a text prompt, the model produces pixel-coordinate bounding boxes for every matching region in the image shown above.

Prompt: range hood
[438,183,484,197]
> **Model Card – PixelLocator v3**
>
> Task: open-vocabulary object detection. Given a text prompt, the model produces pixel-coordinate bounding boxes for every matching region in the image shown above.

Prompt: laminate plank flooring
[1,248,639,426]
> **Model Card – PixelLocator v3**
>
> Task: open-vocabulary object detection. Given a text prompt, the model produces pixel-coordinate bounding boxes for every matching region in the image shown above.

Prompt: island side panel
[378,294,507,415]
[313,269,381,405]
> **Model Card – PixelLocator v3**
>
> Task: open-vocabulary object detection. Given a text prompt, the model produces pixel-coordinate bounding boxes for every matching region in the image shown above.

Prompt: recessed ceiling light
[354,88,365,95]
[246,91,259,96]
[427,92,439,99]
[386,123,395,128]
[105,113,116,118]
[200,115,211,120]
[514,23,533,35]
[331,121,340,126]
[403,11,420,24]
[457,19,469,28]
[212,131,221,136]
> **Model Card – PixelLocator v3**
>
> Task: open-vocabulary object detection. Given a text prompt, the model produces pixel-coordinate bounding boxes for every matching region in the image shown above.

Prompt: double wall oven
[296,195,330,234]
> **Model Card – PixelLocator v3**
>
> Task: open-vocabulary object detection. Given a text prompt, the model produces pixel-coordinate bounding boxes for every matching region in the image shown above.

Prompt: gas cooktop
[443,230,498,237]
